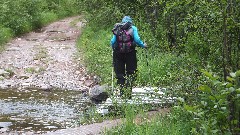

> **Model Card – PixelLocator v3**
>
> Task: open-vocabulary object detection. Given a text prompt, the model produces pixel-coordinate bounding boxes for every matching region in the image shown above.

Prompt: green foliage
[0,0,82,48]
[77,24,197,89]
[184,70,240,134]
[77,26,113,84]
[136,50,196,87]
[78,2,239,133]
[80,0,240,76]
[78,1,239,132]
[77,106,104,125]
[39,12,58,26]
[77,24,201,134]
[0,26,13,49]
[104,107,192,135]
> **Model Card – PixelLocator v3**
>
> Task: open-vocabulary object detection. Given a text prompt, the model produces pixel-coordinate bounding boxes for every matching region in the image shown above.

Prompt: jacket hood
[122,16,133,23]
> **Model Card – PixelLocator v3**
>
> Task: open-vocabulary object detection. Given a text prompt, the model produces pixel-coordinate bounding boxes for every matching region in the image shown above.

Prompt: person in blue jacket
[110,16,147,99]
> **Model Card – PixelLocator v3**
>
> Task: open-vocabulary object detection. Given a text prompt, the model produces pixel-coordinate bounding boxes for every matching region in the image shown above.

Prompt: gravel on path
[0,16,95,91]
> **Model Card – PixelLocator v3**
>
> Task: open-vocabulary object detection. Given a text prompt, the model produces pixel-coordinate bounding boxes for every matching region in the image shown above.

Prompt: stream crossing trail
[0,16,121,135]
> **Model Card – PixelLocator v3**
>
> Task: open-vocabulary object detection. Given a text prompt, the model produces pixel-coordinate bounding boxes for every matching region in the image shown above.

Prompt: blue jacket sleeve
[132,26,145,48]
[110,35,116,48]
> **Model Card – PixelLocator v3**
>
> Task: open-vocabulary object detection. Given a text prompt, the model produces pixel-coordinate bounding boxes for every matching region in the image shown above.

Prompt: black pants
[113,50,137,97]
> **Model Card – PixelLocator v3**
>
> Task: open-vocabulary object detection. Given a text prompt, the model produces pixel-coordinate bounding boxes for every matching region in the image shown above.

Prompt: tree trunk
[173,13,177,48]
[237,28,240,69]
[222,11,228,81]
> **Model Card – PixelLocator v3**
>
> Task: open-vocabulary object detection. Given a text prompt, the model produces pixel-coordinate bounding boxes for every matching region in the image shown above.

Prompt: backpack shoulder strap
[127,27,133,37]
[112,23,122,35]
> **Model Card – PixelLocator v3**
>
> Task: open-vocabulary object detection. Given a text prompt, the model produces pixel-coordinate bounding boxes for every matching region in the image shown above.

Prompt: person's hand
[144,43,148,48]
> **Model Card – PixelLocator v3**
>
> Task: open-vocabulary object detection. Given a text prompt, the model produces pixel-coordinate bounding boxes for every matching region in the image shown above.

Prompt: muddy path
[0,16,95,91]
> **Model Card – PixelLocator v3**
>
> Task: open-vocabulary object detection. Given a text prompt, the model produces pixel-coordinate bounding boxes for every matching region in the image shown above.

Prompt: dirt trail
[0,16,95,91]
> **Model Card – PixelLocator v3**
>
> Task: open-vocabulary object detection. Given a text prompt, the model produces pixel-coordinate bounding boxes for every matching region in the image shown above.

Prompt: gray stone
[0,80,13,88]
[84,79,93,87]
[18,74,30,79]
[39,84,52,91]
[0,84,7,89]
[6,47,20,51]
[21,82,31,87]
[0,122,12,128]
[0,69,10,77]
[0,127,8,133]
[89,84,109,103]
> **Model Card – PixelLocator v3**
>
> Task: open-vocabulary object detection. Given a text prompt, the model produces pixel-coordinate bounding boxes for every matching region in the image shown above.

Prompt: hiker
[110,16,147,98]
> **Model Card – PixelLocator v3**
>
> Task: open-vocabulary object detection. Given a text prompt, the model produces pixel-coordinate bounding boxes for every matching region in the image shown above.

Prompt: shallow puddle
[0,88,91,134]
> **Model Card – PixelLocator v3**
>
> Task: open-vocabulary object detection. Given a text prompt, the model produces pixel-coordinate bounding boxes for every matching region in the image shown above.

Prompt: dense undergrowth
[77,0,239,134]
[77,18,239,135]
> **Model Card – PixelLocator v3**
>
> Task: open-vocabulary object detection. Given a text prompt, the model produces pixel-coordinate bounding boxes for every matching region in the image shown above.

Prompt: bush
[184,70,240,135]
[39,12,58,26]
[0,26,13,49]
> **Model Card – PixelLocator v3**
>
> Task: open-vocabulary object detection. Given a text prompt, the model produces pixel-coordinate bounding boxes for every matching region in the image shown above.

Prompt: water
[0,88,91,134]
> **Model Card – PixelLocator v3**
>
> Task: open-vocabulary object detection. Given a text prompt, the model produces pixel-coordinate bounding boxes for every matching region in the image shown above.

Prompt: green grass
[77,26,113,84]
[0,26,13,51]
[77,24,195,88]
[103,106,192,135]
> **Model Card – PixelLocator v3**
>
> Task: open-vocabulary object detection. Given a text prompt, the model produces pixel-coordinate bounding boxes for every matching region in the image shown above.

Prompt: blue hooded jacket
[110,16,145,48]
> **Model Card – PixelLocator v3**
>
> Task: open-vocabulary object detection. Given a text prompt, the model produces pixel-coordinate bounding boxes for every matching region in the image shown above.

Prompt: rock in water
[89,84,109,104]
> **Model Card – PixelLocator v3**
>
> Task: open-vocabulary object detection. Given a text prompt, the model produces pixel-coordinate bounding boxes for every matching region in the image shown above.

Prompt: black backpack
[112,22,135,53]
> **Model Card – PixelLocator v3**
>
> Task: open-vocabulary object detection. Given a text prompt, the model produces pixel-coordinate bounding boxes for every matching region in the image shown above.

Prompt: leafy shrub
[184,70,240,135]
